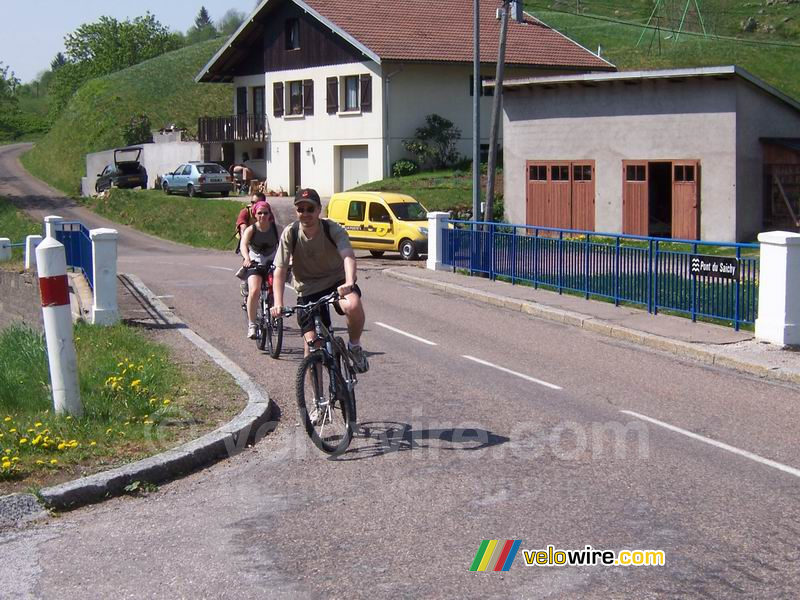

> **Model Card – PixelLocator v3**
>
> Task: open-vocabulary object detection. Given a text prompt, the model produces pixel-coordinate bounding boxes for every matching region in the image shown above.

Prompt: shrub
[403,114,462,169]
[122,114,153,146]
[392,159,419,177]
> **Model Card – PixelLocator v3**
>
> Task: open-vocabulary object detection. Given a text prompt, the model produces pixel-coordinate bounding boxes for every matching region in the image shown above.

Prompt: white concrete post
[89,228,119,325]
[755,231,800,346]
[0,238,10,262]
[44,215,64,239]
[25,235,43,270]
[426,212,451,271]
[35,236,82,417]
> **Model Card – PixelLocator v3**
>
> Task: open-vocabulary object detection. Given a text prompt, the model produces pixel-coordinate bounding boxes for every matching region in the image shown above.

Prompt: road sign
[690,254,739,280]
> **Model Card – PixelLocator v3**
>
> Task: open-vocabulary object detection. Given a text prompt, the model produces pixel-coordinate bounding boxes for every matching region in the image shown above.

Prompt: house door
[340,145,369,191]
[672,161,699,239]
[571,163,595,231]
[290,143,301,193]
[623,161,648,236]
[526,161,595,231]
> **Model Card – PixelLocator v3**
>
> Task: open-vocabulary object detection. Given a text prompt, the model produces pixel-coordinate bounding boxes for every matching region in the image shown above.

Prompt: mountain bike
[241,265,283,358]
[281,291,358,455]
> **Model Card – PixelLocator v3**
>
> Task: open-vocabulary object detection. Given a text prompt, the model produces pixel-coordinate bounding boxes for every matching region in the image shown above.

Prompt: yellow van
[326,191,429,260]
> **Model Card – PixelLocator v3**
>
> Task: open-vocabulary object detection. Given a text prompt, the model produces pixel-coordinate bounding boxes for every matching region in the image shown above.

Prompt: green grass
[525,0,800,100]
[0,322,184,482]
[84,188,241,250]
[0,196,42,262]
[20,38,232,196]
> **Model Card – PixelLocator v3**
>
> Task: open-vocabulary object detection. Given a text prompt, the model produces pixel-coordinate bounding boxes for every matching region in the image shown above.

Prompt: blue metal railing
[55,221,94,289]
[442,221,759,330]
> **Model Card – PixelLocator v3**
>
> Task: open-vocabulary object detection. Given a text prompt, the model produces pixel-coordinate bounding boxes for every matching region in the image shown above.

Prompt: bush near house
[20,38,232,196]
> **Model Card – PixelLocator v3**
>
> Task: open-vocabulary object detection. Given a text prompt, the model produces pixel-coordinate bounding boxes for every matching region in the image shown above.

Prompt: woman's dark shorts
[296,281,362,335]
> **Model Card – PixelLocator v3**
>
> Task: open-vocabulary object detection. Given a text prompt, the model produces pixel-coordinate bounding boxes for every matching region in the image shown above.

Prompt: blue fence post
[511,226,517,285]
[691,242,697,322]
[558,229,564,294]
[490,222,496,280]
[533,227,539,290]
[615,236,621,306]
[647,239,653,313]
[584,233,590,299]
[653,239,660,316]
[734,245,741,330]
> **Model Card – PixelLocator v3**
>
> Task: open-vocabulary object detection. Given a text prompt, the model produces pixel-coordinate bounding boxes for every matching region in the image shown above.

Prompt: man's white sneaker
[247,323,257,339]
[308,407,319,425]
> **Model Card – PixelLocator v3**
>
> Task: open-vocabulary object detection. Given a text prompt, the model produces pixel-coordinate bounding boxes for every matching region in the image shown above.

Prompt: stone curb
[18,274,274,514]
[385,269,800,387]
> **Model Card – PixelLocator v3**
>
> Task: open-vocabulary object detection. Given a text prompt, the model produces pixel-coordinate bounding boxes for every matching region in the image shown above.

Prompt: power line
[527,3,800,49]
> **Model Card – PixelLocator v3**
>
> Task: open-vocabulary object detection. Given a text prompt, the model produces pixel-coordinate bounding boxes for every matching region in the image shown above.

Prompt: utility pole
[472,0,481,223]
[484,1,510,225]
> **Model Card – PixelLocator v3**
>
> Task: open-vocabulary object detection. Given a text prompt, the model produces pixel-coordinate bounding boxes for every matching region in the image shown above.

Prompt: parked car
[161,162,234,197]
[326,191,429,260]
[95,147,148,193]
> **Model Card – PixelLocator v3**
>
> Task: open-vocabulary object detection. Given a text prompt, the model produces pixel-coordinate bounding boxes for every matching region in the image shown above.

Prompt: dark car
[95,147,148,193]
[161,162,234,197]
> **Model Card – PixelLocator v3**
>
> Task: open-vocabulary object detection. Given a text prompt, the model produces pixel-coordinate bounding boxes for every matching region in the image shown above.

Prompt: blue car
[161,162,234,197]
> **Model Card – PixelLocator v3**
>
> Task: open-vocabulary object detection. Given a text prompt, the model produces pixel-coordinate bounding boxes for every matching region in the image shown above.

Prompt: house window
[551,165,569,181]
[469,75,494,97]
[626,165,646,181]
[348,201,366,221]
[285,19,300,50]
[674,165,694,182]
[289,80,303,115]
[344,76,359,111]
[573,165,592,181]
[529,165,547,181]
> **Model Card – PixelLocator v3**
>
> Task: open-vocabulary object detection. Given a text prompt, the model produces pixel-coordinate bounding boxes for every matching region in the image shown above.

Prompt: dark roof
[198,0,614,82]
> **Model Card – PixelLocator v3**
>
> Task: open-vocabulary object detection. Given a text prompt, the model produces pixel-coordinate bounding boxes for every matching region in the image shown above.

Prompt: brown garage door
[526,161,595,231]
[623,161,648,236]
[672,161,699,240]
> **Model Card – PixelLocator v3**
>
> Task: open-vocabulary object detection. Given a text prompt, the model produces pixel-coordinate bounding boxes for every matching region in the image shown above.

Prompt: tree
[403,114,462,169]
[186,6,218,44]
[0,63,22,140]
[50,52,67,71]
[217,8,246,37]
[195,6,212,29]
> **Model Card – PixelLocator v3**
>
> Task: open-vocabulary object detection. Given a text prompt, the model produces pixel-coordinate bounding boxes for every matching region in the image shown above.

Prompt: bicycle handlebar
[279,290,340,317]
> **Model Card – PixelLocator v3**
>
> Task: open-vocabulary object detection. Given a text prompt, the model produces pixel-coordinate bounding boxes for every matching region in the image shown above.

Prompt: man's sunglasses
[295,205,317,213]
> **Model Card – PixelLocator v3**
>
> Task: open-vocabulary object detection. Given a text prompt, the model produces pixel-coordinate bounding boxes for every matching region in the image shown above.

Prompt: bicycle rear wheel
[296,352,352,455]
[334,336,357,424]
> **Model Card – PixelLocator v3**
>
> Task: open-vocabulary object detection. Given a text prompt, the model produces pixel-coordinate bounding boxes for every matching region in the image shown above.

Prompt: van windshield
[388,202,427,221]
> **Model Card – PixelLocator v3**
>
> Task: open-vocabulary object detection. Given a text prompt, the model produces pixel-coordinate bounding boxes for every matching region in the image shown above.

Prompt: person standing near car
[240,199,281,339]
[270,188,369,373]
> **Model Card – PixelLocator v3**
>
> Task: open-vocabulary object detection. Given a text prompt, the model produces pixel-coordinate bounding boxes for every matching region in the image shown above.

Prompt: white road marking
[374,322,437,346]
[461,355,563,390]
[621,410,800,479]
[155,295,174,299]
[208,265,235,272]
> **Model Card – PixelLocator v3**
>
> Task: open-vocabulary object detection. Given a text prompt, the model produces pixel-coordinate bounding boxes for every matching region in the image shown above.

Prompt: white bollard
[35,236,83,417]
[44,215,64,239]
[25,235,43,270]
[755,231,800,346]
[0,238,10,262]
[90,228,119,325]
[426,212,451,271]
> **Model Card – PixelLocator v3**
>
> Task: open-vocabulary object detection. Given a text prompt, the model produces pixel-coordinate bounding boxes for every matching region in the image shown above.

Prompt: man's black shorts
[296,281,362,335]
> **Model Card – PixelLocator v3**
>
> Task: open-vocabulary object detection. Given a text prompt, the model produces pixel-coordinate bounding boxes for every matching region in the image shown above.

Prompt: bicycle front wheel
[267,315,283,359]
[296,352,352,455]
[256,294,268,351]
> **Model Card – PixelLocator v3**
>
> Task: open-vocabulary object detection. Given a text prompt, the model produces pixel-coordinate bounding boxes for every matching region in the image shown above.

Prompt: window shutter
[360,74,372,112]
[303,79,314,116]
[273,82,284,117]
[326,77,339,114]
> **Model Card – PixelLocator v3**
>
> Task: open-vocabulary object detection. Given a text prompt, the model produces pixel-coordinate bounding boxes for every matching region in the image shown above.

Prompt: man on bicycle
[270,188,369,373]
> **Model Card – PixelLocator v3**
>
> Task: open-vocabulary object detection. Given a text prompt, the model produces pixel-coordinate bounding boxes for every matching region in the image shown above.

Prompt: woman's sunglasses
[256,211,271,216]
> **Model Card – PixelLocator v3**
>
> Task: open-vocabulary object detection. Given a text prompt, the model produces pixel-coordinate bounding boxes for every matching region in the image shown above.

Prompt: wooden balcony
[198,114,268,143]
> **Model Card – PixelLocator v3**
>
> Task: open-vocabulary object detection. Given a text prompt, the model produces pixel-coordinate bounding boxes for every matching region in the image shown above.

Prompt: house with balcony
[195,0,614,197]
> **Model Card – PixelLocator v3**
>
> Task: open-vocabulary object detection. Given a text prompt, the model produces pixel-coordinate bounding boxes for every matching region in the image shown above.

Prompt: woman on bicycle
[240,200,280,339]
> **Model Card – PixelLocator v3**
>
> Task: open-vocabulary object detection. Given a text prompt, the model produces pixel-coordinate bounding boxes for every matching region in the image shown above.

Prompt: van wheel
[399,239,418,261]
[369,250,385,258]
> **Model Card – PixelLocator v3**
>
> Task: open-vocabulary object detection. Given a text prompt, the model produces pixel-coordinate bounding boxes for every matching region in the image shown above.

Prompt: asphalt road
[2,143,800,599]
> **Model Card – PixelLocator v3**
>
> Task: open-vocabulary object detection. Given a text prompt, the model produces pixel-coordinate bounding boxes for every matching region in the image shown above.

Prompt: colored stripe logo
[470,540,522,572]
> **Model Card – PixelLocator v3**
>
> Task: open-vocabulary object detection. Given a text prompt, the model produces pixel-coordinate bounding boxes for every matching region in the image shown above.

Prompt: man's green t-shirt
[274,219,353,296]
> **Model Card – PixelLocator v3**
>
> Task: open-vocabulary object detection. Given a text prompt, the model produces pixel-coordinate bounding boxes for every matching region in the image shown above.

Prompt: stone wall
[0,269,42,331]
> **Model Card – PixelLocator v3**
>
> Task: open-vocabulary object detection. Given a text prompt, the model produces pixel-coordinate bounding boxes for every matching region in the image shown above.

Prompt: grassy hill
[21,39,232,195]
[525,0,800,100]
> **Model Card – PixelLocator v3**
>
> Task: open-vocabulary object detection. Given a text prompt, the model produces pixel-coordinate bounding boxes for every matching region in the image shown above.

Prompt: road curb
[26,274,276,513]
[385,268,800,387]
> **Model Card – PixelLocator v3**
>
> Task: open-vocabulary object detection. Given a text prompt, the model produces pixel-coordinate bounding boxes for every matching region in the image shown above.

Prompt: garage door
[340,145,369,191]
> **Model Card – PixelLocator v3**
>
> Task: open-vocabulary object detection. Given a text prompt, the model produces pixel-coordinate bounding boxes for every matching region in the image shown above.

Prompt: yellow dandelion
[89,441,97,446]
[11,457,19,462]
[3,416,11,422]
[130,379,141,389]
[106,428,113,434]
[149,398,157,405]
[1,461,11,469]
[50,459,58,465]
[0,433,4,438]
[27,428,35,433]
[162,399,171,405]
[35,460,44,465]
[65,416,72,420]
[19,438,28,444]
[34,422,42,428]
[32,436,42,446]
[57,442,66,450]
[144,420,154,425]
[9,428,16,433]
[117,362,124,367]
